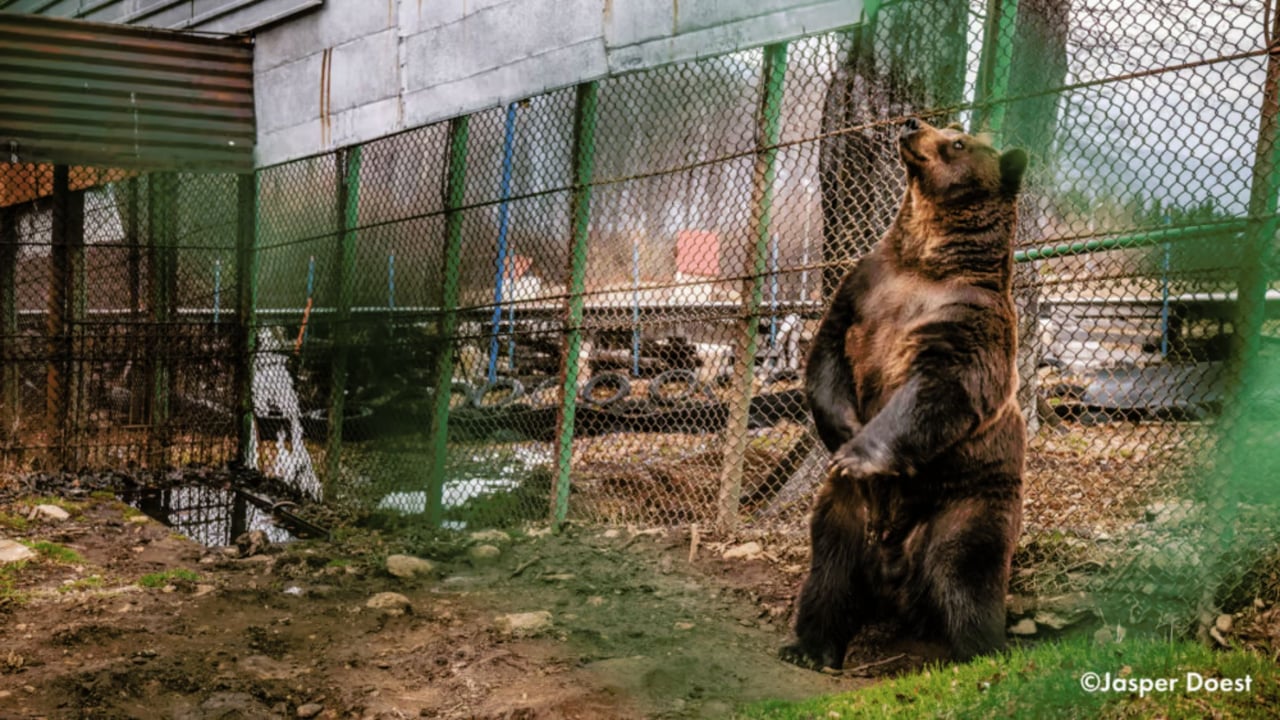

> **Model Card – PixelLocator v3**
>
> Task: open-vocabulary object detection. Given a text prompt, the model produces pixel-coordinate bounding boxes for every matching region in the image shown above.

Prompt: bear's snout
[902,117,922,133]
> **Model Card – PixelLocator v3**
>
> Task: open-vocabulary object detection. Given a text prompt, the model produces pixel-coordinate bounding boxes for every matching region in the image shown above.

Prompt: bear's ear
[945,121,964,131]
[1000,148,1028,195]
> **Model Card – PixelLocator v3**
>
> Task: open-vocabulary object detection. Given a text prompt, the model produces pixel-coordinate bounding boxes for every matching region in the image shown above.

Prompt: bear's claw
[779,642,843,672]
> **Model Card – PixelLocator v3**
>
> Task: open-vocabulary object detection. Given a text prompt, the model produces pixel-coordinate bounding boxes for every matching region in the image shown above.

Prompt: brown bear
[781,117,1028,669]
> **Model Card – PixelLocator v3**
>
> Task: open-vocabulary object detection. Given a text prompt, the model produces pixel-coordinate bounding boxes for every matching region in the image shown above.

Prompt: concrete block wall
[254,0,866,167]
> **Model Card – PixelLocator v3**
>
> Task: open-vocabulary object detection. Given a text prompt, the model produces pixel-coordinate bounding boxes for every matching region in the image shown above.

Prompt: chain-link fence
[0,164,241,471]
[3,0,1279,637]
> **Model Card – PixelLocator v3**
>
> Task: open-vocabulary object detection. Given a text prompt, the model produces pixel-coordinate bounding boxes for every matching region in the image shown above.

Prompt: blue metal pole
[1161,241,1171,358]
[388,252,396,309]
[769,232,779,348]
[632,238,640,377]
[489,102,519,383]
[213,258,222,324]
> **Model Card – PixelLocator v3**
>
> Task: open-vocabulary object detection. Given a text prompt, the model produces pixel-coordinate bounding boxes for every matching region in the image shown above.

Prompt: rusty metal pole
[234,172,259,467]
[47,165,83,468]
[0,201,16,444]
[148,173,176,468]
[717,43,788,529]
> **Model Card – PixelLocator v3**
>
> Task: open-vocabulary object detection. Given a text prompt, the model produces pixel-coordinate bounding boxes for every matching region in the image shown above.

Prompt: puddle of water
[374,443,555,525]
[118,485,324,547]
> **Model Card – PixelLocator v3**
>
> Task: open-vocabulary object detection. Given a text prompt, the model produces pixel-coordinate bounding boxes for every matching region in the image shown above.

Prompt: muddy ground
[5,418,1280,719]
[0,482,900,720]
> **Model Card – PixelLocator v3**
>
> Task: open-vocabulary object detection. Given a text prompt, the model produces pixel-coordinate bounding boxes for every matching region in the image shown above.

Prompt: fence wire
[3,0,1280,638]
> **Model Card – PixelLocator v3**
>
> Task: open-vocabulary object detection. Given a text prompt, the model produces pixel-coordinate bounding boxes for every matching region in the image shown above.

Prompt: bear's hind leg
[781,486,873,670]
[921,495,1020,661]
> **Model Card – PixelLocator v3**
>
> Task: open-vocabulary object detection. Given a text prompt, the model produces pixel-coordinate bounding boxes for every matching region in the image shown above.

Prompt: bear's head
[898,118,1027,205]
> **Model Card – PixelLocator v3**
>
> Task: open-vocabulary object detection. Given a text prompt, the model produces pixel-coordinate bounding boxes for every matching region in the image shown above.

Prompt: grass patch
[138,569,200,588]
[27,541,83,564]
[58,575,106,594]
[0,561,30,606]
[28,496,83,516]
[0,512,29,532]
[741,637,1280,719]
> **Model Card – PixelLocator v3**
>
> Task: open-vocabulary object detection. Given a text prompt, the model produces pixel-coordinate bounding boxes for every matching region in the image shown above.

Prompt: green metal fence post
[235,172,260,467]
[327,147,362,489]
[147,173,176,468]
[48,165,84,468]
[1203,3,1280,616]
[426,117,471,527]
[1233,5,1280,389]
[0,203,17,445]
[973,0,1019,135]
[717,43,788,530]
[552,81,599,531]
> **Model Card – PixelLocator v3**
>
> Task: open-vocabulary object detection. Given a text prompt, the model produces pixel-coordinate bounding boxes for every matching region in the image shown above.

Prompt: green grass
[741,638,1280,719]
[0,560,30,606]
[138,569,200,588]
[58,575,106,594]
[27,541,83,564]
[0,512,29,532]
[28,496,83,516]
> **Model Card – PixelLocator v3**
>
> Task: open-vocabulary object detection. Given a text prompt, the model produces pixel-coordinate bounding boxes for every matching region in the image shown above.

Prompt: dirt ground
[4,418,1278,719]
[0,479,894,720]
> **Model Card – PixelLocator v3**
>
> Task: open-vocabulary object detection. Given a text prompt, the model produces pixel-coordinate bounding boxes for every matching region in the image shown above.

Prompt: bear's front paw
[828,438,894,481]
[779,642,844,672]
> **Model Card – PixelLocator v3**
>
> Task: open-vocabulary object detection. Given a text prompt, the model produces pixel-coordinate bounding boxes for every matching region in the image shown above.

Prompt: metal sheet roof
[0,12,254,172]
[0,0,321,35]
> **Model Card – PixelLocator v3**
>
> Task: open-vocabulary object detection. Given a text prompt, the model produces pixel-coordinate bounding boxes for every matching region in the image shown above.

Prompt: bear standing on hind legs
[780,118,1029,670]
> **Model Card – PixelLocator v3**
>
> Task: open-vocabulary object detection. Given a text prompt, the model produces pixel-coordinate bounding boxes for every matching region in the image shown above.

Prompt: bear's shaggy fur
[782,118,1029,668]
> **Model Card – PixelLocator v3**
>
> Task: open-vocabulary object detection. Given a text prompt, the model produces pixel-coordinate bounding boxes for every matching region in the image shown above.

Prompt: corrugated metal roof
[0,12,254,172]
[0,0,321,35]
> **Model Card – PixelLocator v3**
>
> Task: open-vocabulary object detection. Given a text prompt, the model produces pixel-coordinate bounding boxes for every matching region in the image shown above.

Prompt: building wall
[253,0,865,167]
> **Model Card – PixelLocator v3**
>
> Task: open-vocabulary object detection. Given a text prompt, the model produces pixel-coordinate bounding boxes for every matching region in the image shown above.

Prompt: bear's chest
[844,272,956,417]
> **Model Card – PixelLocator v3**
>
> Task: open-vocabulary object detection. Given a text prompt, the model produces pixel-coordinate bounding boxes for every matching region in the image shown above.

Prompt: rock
[386,554,436,579]
[1033,611,1079,631]
[366,592,413,616]
[1209,626,1229,647]
[470,529,511,545]
[196,691,272,719]
[127,515,150,524]
[1009,618,1037,636]
[34,504,70,521]
[296,702,324,718]
[722,542,763,560]
[0,539,36,564]
[495,611,553,637]
[674,621,695,631]
[235,530,270,558]
[468,544,501,564]
[1215,613,1233,634]
[1093,626,1114,645]
[602,529,621,539]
